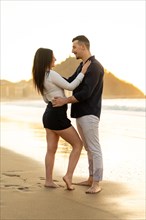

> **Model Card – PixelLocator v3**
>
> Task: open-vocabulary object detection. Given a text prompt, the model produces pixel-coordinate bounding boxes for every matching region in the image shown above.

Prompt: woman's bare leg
[55,126,83,190]
[44,128,59,188]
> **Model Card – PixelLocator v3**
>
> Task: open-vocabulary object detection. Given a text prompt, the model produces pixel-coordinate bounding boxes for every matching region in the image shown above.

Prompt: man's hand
[52,97,67,107]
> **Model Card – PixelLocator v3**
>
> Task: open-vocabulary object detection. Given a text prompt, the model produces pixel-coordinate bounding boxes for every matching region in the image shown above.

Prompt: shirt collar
[82,55,95,65]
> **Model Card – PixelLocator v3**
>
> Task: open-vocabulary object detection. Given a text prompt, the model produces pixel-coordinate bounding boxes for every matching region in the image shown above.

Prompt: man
[52,35,104,194]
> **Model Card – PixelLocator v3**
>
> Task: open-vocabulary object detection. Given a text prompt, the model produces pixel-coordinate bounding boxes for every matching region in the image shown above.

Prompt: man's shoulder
[91,58,104,73]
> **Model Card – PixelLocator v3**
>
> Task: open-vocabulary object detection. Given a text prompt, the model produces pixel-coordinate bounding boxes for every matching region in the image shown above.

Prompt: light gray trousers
[76,115,103,181]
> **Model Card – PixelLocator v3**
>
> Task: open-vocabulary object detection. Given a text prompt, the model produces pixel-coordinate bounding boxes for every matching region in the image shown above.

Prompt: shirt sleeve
[50,70,84,91]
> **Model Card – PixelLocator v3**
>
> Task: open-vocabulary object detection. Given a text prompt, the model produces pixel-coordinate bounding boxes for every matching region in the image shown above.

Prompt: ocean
[1,98,145,185]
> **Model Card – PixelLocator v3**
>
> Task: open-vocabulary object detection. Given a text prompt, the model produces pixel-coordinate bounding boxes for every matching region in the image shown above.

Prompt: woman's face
[50,54,56,68]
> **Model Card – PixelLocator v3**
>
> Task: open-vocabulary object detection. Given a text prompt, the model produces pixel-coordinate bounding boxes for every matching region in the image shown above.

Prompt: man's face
[72,40,84,59]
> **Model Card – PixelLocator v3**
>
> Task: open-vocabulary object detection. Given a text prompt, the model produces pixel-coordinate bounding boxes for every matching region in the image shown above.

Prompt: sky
[1,0,145,94]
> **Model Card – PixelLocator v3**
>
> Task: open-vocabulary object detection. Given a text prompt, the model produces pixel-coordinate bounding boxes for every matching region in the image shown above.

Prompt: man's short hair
[72,35,90,49]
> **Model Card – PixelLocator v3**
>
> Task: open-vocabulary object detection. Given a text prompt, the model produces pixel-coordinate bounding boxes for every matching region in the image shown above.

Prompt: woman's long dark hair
[32,48,53,95]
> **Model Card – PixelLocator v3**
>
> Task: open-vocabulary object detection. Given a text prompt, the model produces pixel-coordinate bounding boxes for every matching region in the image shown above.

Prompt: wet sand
[1,147,145,220]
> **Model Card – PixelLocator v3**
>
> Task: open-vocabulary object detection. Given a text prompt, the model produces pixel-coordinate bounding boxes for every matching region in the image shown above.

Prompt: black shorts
[42,102,72,130]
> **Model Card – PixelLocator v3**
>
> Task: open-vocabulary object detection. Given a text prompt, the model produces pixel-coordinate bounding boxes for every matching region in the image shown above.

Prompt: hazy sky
[1,0,145,94]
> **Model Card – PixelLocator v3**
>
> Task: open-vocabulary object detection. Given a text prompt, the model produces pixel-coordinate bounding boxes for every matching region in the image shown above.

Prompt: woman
[32,48,90,190]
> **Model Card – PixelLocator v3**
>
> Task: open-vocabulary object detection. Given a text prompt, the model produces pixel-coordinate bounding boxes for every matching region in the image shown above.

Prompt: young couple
[32,35,104,194]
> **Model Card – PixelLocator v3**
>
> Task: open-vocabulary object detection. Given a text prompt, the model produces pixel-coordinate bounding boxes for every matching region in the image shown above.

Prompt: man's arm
[52,95,78,107]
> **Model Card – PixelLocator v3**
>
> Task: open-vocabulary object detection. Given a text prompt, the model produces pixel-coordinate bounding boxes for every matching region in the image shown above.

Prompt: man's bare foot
[85,181,102,194]
[44,181,60,188]
[73,177,93,186]
[63,176,75,190]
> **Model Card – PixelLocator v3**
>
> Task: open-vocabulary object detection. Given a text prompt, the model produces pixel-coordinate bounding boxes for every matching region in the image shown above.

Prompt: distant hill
[53,57,145,98]
[103,70,145,98]
[1,57,145,100]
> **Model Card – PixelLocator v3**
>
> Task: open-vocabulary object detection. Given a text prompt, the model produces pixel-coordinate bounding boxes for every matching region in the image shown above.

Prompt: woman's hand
[81,60,91,74]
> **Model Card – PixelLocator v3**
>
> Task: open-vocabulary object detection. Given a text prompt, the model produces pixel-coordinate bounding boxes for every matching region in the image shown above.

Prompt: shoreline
[1,97,146,103]
[1,147,145,220]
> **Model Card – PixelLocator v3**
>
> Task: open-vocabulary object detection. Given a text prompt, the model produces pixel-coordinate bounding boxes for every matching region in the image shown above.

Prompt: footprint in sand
[4,184,30,191]
[3,173,20,177]
[39,177,45,180]
[2,171,30,191]
[4,184,20,187]
[17,186,29,191]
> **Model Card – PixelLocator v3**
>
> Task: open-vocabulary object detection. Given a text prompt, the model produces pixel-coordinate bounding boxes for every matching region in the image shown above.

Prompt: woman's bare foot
[44,181,60,188]
[63,176,75,190]
[85,181,102,194]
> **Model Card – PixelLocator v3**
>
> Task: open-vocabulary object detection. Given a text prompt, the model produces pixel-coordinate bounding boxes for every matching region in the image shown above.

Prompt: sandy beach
[1,147,145,220]
[1,100,145,219]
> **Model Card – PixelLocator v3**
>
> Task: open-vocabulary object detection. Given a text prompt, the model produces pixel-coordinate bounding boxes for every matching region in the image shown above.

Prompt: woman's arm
[50,61,91,91]
[50,71,84,91]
